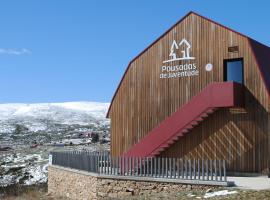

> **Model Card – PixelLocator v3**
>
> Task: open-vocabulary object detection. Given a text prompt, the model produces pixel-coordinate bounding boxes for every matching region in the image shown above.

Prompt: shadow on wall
[161,86,269,175]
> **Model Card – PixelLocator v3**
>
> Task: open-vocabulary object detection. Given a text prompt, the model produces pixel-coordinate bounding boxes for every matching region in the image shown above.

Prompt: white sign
[205,63,213,71]
[163,39,195,63]
[160,39,199,79]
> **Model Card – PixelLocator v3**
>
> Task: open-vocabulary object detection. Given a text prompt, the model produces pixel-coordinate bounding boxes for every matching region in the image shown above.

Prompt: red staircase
[123,82,244,157]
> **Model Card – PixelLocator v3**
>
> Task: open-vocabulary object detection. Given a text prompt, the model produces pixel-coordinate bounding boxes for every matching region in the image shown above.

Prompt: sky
[0,0,269,104]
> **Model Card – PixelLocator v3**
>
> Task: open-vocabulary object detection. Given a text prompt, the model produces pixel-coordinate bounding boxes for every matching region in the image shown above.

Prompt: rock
[114,186,122,191]
[126,188,134,192]
[206,188,213,193]
[97,192,106,197]
[0,146,12,151]
[163,186,169,191]
[186,185,192,190]
[118,191,133,197]
[108,193,118,198]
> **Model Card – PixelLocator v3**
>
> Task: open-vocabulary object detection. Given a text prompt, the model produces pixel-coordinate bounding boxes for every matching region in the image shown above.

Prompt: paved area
[227,176,270,190]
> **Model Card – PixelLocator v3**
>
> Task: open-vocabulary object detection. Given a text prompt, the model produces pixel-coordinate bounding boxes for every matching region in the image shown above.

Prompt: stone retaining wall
[48,165,215,200]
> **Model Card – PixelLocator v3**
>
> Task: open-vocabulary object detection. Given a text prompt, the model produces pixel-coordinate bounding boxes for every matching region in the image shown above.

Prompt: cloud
[0,48,31,55]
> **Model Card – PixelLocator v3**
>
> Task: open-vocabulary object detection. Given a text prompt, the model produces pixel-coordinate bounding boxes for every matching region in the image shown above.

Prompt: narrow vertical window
[224,58,243,84]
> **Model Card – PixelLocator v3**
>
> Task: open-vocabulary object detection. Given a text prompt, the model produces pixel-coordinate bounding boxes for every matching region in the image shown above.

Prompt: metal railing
[50,150,227,182]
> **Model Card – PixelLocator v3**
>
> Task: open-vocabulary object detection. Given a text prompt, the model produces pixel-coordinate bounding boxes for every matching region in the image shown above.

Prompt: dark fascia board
[106,11,270,118]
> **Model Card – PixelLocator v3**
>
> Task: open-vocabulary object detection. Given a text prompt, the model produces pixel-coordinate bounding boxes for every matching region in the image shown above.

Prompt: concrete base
[227,176,270,190]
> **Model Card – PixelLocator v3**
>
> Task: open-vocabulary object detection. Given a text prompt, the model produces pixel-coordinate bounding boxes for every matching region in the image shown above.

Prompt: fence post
[210,159,213,180]
[214,159,217,181]
[202,159,205,180]
[154,157,157,177]
[129,157,131,176]
[185,159,188,179]
[169,158,172,178]
[193,159,196,180]
[206,159,209,180]
[177,158,180,179]
[223,160,227,182]
[198,159,200,180]
[219,160,222,181]
[181,159,184,179]
[165,157,168,178]
[173,158,176,179]
[146,157,149,177]
[189,159,192,179]
[143,158,146,177]
[150,157,153,177]
[158,157,161,178]
[139,157,142,176]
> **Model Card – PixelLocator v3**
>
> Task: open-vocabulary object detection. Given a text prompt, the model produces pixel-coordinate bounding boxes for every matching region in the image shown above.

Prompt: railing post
[165,157,168,178]
[150,157,153,177]
[177,158,180,179]
[214,159,217,181]
[146,157,149,177]
[105,154,108,174]
[154,157,157,177]
[144,158,146,177]
[202,159,204,180]
[173,158,176,179]
[136,157,139,176]
[223,160,227,182]
[169,158,172,178]
[139,157,142,176]
[189,159,192,180]
[185,159,188,179]
[129,157,132,176]
[219,160,222,181]
[158,157,161,178]
[181,159,184,179]
[206,159,209,181]
[210,159,213,180]
[100,152,103,174]
[193,159,196,180]
[198,159,200,180]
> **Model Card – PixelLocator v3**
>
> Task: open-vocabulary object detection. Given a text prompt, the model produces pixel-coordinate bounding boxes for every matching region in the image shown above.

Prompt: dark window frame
[223,58,244,84]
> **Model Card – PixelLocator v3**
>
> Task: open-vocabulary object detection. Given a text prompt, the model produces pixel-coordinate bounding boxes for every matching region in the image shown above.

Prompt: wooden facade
[107,12,270,174]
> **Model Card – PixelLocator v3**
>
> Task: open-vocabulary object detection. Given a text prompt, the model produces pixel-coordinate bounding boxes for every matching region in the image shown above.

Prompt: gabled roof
[106,11,270,118]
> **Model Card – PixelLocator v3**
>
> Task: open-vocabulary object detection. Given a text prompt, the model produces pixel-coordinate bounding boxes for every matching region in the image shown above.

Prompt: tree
[91,133,99,143]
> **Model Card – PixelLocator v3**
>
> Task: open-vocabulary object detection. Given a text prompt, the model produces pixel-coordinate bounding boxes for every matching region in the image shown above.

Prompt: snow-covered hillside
[0,102,110,187]
[0,102,110,133]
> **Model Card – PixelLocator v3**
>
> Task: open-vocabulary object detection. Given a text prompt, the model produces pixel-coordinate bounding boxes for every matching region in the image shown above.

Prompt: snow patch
[204,190,238,198]
[24,165,48,185]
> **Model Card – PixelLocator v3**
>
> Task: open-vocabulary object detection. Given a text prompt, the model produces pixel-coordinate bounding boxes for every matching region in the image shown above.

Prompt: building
[106,12,270,175]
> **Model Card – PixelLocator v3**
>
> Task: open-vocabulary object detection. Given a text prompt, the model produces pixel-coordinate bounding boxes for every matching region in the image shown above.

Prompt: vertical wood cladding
[108,13,269,174]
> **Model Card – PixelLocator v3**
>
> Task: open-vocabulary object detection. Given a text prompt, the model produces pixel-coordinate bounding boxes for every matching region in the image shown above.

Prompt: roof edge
[248,38,270,97]
[106,11,193,118]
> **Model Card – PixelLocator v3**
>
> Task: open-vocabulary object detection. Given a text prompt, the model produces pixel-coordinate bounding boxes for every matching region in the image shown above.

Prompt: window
[224,58,243,84]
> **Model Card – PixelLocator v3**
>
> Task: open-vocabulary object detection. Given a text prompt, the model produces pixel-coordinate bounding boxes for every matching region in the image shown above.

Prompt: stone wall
[48,166,99,200]
[48,165,215,200]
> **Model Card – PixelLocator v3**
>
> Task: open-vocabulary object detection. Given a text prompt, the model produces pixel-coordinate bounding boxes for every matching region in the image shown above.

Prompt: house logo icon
[163,38,195,63]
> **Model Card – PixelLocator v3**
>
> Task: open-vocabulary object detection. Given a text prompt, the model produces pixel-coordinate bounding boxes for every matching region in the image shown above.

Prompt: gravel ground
[115,189,270,200]
[1,185,270,200]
